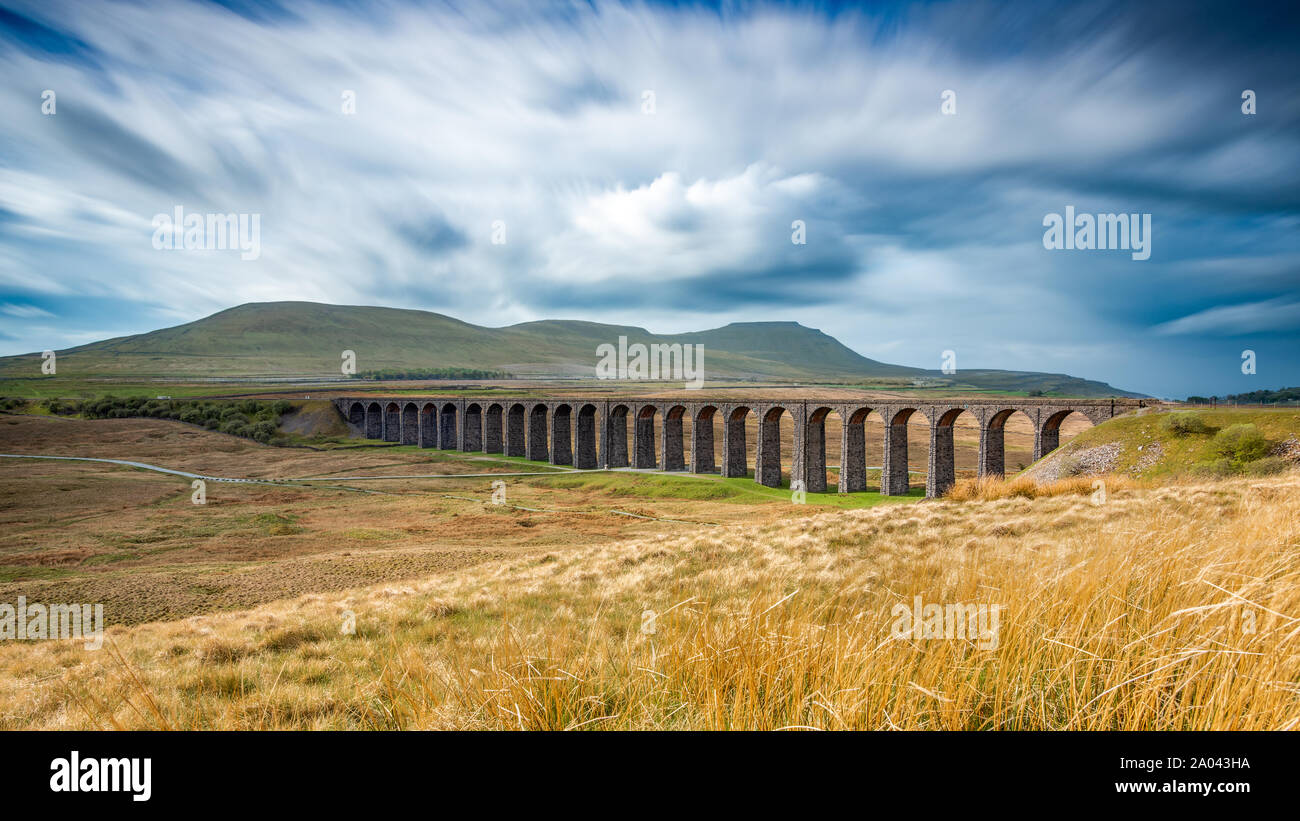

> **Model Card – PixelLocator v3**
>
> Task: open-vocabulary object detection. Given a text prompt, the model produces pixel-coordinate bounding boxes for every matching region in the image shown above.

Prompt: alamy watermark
[50,751,151,801]
[596,336,704,390]
[890,595,1002,650]
[1,597,103,650]
[941,349,957,375]
[152,206,261,260]
[1043,206,1150,261]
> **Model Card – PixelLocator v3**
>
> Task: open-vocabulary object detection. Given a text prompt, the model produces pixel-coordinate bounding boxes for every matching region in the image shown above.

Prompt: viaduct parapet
[331,396,1146,499]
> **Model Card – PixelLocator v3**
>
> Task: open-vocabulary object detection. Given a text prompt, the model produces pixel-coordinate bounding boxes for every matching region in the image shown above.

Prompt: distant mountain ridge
[0,301,1143,397]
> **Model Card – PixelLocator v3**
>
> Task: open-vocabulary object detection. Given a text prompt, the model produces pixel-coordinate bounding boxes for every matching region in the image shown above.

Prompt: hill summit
[1,301,1141,396]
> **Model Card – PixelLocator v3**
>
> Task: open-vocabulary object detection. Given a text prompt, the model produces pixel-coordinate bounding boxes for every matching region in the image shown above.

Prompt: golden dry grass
[2,472,1297,730]
[944,474,1140,501]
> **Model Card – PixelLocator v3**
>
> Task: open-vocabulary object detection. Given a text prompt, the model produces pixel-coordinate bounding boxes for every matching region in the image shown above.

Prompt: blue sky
[0,0,1296,398]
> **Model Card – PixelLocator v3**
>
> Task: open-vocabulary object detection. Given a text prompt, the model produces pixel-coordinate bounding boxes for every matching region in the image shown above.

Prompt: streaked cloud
[0,303,53,318]
[0,0,1296,398]
[1154,298,1300,336]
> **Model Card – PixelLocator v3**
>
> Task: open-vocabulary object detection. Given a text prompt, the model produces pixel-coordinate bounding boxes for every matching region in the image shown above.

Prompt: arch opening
[634,405,660,469]
[439,402,458,449]
[806,406,842,493]
[575,404,598,468]
[723,407,750,478]
[400,402,418,446]
[383,402,401,442]
[484,403,504,453]
[662,405,687,471]
[463,403,483,451]
[528,405,549,461]
[838,407,874,492]
[486,400,504,452]
[418,403,437,448]
[983,409,1017,477]
[757,406,787,488]
[692,405,720,474]
[928,408,980,497]
[1038,410,1094,462]
[551,404,573,465]
[605,404,630,468]
[882,407,919,495]
[506,403,526,457]
[365,402,382,439]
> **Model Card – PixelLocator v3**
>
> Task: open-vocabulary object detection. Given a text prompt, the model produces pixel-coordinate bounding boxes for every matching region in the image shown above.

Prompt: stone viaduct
[332,396,1145,499]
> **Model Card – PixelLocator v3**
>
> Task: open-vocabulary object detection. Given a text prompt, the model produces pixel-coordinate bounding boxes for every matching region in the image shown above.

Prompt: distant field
[0,415,922,626]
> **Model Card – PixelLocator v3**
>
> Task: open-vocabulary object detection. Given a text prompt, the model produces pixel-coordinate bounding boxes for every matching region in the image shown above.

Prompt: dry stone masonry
[333,397,1144,498]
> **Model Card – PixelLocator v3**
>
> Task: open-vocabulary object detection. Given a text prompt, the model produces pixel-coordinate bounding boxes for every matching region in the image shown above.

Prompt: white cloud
[544,164,834,283]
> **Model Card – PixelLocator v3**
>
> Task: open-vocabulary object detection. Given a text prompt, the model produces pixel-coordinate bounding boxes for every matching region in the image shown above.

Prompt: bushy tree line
[1186,386,1300,404]
[40,396,293,444]
[349,368,511,381]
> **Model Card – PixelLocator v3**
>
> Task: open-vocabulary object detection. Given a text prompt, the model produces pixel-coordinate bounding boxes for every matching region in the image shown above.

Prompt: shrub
[40,398,81,415]
[1192,458,1236,478]
[1161,412,1211,436]
[1213,424,1271,465]
[1058,454,1087,477]
[1243,456,1291,476]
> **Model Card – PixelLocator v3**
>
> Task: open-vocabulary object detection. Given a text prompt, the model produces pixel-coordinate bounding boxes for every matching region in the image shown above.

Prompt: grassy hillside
[0,302,910,381]
[919,368,1139,397]
[0,301,1141,396]
[1024,408,1300,481]
[678,321,918,377]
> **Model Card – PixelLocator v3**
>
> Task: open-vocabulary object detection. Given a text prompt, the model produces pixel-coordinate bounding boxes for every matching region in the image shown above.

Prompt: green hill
[1024,408,1300,481]
[0,301,1141,396]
